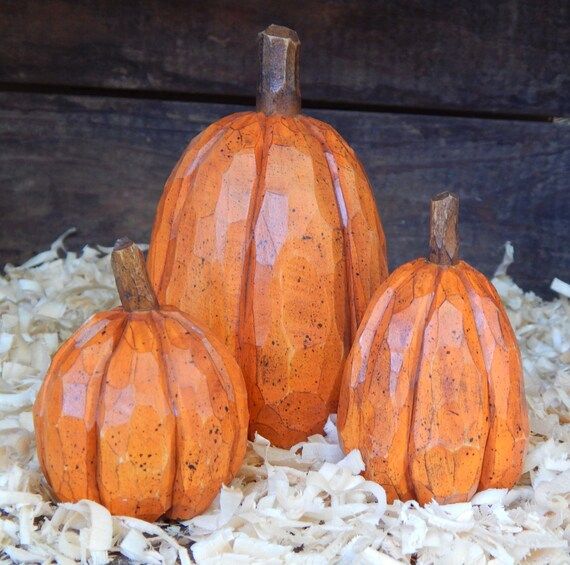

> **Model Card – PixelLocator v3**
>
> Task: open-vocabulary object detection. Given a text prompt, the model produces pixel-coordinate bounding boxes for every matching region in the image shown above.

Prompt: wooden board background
[1,1,569,296]
[2,93,568,294]
[1,0,568,115]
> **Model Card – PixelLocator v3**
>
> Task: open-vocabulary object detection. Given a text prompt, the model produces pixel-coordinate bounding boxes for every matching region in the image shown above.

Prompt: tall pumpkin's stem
[429,192,460,265]
[111,237,158,311]
[256,24,301,116]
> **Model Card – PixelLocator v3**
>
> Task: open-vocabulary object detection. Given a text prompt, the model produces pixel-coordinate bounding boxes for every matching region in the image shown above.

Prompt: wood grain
[0,0,568,115]
[429,192,459,266]
[111,238,158,312]
[2,92,569,295]
[256,25,301,116]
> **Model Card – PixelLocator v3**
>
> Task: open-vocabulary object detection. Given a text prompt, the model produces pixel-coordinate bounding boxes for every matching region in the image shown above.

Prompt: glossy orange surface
[33,306,248,521]
[338,258,529,504]
[148,111,388,448]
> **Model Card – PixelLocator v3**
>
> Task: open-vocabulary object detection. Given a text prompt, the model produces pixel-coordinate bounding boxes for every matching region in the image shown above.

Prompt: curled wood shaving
[0,236,568,563]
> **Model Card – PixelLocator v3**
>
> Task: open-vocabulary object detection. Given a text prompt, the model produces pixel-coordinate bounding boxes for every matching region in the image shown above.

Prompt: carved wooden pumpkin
[33,239,248,521]
[338,193,529,505]
[148,25,388,448]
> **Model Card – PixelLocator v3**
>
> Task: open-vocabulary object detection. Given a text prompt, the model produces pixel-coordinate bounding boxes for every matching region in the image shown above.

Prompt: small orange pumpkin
[147,25,388,448]
[33,239,248,521]
[338,193,529,505]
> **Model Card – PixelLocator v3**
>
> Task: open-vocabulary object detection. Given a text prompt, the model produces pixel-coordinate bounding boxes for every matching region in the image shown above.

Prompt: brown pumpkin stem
[111,237,158,312]
[256,24,301,116]
[429,192,460,265]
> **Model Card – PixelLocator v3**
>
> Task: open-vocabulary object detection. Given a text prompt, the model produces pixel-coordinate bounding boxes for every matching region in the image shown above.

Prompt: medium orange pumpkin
[338,193,529,505]
[33,239,248,521]
[147,25,388,448]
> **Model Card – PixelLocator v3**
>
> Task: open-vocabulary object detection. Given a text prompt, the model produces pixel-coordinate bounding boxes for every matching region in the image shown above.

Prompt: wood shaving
[0,236,568,564]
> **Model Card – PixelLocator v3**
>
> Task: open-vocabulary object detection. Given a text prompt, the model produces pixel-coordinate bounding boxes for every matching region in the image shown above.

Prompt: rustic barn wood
[2,92,569,295]
[0,0,568,116]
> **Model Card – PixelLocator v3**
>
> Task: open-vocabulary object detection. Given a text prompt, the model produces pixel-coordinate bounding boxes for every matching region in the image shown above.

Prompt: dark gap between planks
[0,82,555,124]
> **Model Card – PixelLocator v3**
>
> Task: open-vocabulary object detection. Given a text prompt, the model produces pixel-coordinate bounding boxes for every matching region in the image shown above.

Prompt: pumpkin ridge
[457,262,523,352]
[411,265,443,381]
[461,260,506,308]
[357,263,421,395]
[408,268,490,503]
[448,267,490,490]
[405,265,443,501]
[163,308,247,474]
[93,314,130,503]
[198,333,247,477]
[152,123,232,298]
[338,262,423,500]
[150,309,184,410]
[152,310,200,517]
[146,313,177,515]
[454,266,497,436]
[165,112,241,186]
[355,290,397,480]
[236,114,271,420]
[86,314,129,503]
[291,116,352,418]
[455,264,528,489]
[299,116,357,343]
[96,314,176,517]
[147,117,230,291]
[146,310,247,519]
[35,312,126,503]
[303,115,388,275]
[77,314,129,501]
[453,267,491,382]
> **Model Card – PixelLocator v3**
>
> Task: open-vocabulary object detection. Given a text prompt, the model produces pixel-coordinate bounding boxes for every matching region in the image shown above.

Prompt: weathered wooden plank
[0,0,568,116]
[1,93,568,295]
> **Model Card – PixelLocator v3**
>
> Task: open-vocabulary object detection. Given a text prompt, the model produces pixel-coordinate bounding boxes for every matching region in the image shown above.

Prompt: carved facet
[429,191,460,265]
[256,25,301,116]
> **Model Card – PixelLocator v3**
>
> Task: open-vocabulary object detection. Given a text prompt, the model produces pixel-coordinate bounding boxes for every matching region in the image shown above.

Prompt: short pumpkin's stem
[111,237,158,312]
[429,192,460,265]
[256,24,301,116]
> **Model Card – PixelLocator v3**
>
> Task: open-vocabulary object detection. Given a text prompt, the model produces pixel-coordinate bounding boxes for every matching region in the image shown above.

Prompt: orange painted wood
[33,239,248,521]
[338,193,529,505]
[147,26,388,448]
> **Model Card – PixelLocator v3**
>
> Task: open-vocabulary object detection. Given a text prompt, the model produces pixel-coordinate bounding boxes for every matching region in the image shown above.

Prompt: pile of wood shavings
[0,235,568,564]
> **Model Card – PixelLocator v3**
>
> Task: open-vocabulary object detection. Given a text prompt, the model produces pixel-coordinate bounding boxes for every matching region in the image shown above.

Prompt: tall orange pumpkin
[338,193,529,505]
[34,239,248,521]
[148,25,388,448]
